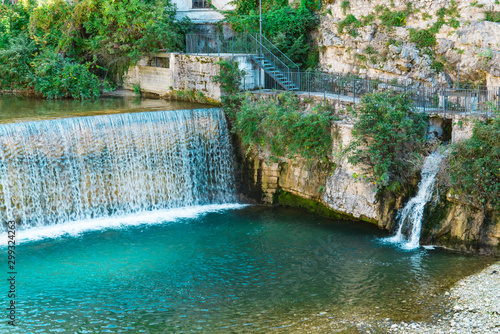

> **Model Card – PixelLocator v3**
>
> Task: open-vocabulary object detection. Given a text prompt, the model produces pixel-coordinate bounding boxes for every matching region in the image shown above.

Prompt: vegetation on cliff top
[236,93,334,161]
[347,92,428,194]
[0,0,190,99]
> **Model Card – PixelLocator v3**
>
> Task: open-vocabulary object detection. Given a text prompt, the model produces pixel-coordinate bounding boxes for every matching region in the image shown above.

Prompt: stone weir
[0,108,237,232]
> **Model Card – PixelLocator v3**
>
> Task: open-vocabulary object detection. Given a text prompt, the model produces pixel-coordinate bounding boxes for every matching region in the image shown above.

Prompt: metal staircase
[185,32,300,92]
[248,34,300,92]
[250,55,299,91]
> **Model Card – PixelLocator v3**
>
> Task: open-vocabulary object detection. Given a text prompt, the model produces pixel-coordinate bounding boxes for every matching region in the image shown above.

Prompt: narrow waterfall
[0,109,236,234]
[385,152,443,250]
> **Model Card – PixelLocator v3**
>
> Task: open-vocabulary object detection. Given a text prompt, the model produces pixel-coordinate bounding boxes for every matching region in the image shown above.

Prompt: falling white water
[0,108,237,235]
[385,152,443,250]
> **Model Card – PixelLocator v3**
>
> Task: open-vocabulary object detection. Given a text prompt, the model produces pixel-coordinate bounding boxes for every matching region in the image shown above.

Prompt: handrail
[248,34,289,71]
[260,34,299,71]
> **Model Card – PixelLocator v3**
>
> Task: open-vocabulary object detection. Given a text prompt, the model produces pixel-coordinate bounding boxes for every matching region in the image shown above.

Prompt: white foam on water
[0,108,239,239]
[0,204,247,245]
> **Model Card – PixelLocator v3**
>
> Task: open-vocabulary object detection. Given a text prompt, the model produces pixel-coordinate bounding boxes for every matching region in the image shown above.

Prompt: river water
[0,95,493,333]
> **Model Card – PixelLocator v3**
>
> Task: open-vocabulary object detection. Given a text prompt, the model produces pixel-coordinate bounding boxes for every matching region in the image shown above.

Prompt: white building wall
[174,0,234,23]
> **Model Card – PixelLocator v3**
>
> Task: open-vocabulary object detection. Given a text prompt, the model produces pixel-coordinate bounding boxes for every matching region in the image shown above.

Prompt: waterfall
[0,108,237,235]
[385,152,443,250]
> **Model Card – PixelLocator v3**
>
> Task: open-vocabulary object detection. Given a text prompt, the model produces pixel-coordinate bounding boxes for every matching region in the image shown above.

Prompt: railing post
[337,73,340,103]
[423,86,426,112]
[322,73,326,103]
[353,78,356,104]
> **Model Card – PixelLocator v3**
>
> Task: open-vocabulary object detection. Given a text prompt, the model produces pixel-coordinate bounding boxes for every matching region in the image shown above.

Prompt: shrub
[337,14,360,34]
[30,50,105,99]
[447,117,500,210]
[378,7,410,27]
[0,34,36,89]
[347,92,428,192]
[485,11,500,23]
[341,1,350,15]
[431,59,444,73]
[409,29,436,49]
[0,0,189,99]
[212,59,246,120]
[236,93,334,161]
[431,1,460,34]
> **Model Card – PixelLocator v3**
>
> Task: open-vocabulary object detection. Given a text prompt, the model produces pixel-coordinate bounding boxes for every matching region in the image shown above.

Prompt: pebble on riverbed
[384,261,500,333]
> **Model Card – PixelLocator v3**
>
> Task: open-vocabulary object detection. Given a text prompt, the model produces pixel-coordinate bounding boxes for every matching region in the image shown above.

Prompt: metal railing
[265,71,500,114]
[259,35,299,73]
[186,33,258,56]
[246,34,298,90]
[185,33,500,114]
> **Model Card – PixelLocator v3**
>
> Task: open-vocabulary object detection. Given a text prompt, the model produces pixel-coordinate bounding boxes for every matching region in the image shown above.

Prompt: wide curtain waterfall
[0,109,236,231]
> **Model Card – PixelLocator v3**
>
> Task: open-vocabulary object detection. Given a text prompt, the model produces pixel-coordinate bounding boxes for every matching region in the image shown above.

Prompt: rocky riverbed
[384,261,500,333]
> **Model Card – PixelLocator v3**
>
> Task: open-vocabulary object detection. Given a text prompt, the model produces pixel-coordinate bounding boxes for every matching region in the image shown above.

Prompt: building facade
[174,0,234,24]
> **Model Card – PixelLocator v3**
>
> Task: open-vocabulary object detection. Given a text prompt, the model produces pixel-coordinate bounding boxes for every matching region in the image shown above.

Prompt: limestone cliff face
[236,111,500,255]
[237,119,412,230]
[421,194,500,255]
[316,0,500,87]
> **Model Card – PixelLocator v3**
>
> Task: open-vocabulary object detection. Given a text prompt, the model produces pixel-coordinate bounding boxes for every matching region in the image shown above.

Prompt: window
[148,57,169,68]
[192,0,210,8]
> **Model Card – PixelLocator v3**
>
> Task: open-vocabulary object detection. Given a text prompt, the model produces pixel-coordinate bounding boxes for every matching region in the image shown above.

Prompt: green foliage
[0,34,36,89]
[485,11,500,22]
[431,1,460,34]
[386,38,402,47]
[236,93,334,161]
[354,53,367,62]
[447,116,500,210]
[378,5,412,28]
[365,45,377,54]
[431,59,444,73]
[409,29,436,48]
[361,14,375,25]
[422,12,433,21]
[0,0,189,99]
[133,84,141,96]
[341,1,350,15]
[347,92,428,192]
[225,0,318,68]
[71,0,190,78]
[0,2,31,49]
[212,59,246,120]
[30,50,105,99]
[337,14,360,34]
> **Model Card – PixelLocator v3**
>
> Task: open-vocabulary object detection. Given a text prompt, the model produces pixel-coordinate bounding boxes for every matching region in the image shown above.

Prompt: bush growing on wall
[347,92,428,193]
[446,114,500,210]
[235,93,334,162]
[212,59,246,120]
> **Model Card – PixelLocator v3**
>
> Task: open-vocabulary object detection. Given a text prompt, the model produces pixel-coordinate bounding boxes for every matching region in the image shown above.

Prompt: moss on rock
[278,190,357,221]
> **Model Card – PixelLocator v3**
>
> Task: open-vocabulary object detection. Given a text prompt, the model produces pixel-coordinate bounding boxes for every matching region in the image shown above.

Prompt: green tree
[0,0,190,98]
[348,92,428,192]
[224,0,318,68]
